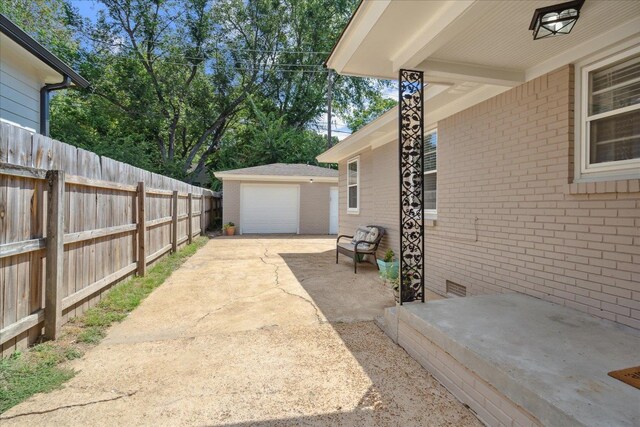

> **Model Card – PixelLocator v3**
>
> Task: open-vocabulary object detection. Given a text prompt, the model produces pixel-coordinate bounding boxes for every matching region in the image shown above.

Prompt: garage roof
[214,163,338,183]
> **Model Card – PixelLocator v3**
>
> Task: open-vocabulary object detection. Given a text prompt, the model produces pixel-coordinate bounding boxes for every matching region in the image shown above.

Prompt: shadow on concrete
[233,249,477,426]
[279,249,391,323]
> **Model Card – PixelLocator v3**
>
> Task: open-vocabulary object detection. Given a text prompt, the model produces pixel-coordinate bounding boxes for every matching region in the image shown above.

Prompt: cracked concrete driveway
[1,236,481,426]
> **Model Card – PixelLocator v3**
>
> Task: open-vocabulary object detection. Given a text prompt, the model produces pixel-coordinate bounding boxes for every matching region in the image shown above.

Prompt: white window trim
[347,156,360,214]
[424,128,437,218]
[575,41,640,182]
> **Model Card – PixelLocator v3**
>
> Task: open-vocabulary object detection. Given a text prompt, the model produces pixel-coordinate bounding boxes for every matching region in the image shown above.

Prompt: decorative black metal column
[398,69,425,304]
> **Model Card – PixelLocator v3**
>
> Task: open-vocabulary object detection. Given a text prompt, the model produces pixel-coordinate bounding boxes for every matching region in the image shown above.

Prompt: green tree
[7,0,390,185]
[343,94,396,133]
[0,0,80,64]
[68,0,368,181]
[208,94,332,189]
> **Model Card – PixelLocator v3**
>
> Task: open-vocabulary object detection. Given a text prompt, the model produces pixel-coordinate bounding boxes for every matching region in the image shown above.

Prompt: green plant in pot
[223,222,236,236]
[389,272,416,303]
[377,249,399,280]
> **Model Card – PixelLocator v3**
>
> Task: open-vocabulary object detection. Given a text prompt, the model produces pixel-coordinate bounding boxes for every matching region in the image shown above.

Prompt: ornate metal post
[398,69,425,304]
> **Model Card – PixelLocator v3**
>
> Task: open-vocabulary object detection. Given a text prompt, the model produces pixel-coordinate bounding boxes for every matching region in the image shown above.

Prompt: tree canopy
[4,0,394,187]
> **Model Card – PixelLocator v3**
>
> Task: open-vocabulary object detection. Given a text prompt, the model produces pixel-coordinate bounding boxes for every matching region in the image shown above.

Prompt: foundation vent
[446,280,466,298]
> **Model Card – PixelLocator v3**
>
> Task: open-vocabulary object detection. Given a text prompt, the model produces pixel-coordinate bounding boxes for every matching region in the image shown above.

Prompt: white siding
[0,50,41,131]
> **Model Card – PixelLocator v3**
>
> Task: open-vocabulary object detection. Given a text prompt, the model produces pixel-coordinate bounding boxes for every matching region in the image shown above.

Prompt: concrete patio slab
[397,293,640,427]
[1,236,481,426]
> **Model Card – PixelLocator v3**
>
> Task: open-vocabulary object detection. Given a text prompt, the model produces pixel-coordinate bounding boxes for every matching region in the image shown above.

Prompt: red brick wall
[427,65,640,329]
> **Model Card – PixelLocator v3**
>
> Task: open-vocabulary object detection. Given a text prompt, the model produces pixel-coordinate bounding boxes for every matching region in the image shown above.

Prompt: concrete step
[383,293,640,427]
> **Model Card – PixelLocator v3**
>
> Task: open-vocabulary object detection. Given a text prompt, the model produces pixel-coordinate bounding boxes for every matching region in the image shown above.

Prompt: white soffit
[332,0,460,79]
[320,0,640,163]
[333,0,640,82]
[431,0,640,72]
[0,33,63,84]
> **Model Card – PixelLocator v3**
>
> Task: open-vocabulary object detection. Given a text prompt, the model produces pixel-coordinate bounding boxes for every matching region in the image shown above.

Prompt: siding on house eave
[0,52,40,131]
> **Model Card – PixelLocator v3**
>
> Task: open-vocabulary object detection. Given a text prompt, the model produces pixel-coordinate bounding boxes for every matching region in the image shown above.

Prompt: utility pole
[327,69,333,148]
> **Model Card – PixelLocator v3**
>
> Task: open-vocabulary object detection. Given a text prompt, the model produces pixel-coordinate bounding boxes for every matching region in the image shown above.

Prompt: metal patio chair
[336,225,385,273]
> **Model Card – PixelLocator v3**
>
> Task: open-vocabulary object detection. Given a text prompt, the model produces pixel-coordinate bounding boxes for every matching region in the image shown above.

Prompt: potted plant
[389,273,416,304]
[377,249,399,280]
[223,222,236,236]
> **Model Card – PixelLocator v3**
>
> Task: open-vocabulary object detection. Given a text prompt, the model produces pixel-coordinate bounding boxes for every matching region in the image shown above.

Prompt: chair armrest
[337,234,353,243]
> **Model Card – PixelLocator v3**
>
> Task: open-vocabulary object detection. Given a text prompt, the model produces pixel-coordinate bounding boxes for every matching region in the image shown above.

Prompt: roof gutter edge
[0,14,90,88]
[213,174,338,183]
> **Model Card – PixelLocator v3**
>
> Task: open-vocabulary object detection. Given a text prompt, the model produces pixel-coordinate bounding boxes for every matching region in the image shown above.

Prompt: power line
[77,31,330,56]
[92,54,330,73]
[84,47,329,71]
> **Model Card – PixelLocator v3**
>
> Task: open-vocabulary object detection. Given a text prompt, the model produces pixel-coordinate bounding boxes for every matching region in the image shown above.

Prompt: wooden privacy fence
[0,122,221,355]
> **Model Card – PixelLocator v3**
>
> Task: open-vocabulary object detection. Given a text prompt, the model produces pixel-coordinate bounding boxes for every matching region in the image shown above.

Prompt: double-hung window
[580,47,640,178]
[347,157,359,213]
[424,130,437,215]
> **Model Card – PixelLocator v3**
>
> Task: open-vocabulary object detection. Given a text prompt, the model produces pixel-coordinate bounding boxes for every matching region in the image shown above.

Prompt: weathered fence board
[0,122,220,354]
[45,170,64,340]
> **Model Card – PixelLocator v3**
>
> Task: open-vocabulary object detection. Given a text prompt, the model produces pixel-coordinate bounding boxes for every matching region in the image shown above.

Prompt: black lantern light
[529,0,585,40]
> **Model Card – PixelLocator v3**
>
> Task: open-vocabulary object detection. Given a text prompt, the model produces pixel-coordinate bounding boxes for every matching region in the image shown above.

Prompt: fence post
[212,197,218,229]
[200,194,205,235]
[137,182,146,276]
[208,196,213,230]
[217,197,221,226]
[44,170,64,340]
[172,190,178,253]
[214,196,217,229]
[187,193,193,244]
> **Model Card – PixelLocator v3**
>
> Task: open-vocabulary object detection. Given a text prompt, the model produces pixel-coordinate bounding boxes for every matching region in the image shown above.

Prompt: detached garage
[214,163,339,235]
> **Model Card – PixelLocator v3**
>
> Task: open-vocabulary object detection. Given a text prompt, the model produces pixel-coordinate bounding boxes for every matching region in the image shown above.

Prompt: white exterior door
[240,184,299,234]
[329,186,338,234]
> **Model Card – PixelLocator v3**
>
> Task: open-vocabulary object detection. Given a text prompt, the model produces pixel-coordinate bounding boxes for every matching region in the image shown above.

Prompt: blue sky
[71,0,103,21]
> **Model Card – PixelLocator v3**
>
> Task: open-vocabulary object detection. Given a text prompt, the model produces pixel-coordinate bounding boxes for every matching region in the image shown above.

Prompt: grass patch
[0,351,75,413]
[76,327,105,344]
[0,237,208,414]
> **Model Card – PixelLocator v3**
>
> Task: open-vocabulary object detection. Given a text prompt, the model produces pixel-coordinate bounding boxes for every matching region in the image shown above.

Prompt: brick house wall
[427,65,640,329]
[335,65,639,328]
[337,140,400,257]
[222,179,335,234]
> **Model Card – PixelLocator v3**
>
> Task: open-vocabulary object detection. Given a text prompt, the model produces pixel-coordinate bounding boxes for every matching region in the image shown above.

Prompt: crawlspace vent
[446,280,466,297]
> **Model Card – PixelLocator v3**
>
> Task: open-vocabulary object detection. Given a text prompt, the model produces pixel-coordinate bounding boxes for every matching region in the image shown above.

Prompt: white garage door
[240,184,299,234]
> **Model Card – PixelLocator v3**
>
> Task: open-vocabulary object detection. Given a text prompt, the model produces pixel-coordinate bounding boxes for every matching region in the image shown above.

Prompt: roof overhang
[213,173,338,183]
[326,1,640,83]
[320,0,640,163]
[317,81,507,163]
[0,14,89,88]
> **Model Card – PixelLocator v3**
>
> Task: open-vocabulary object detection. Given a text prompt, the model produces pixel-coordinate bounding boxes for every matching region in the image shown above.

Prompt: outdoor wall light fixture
[309,178,314,183]
[529,0,584,40]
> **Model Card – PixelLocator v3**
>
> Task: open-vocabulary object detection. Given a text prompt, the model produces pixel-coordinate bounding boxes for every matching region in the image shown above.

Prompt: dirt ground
[1,236,481,426]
